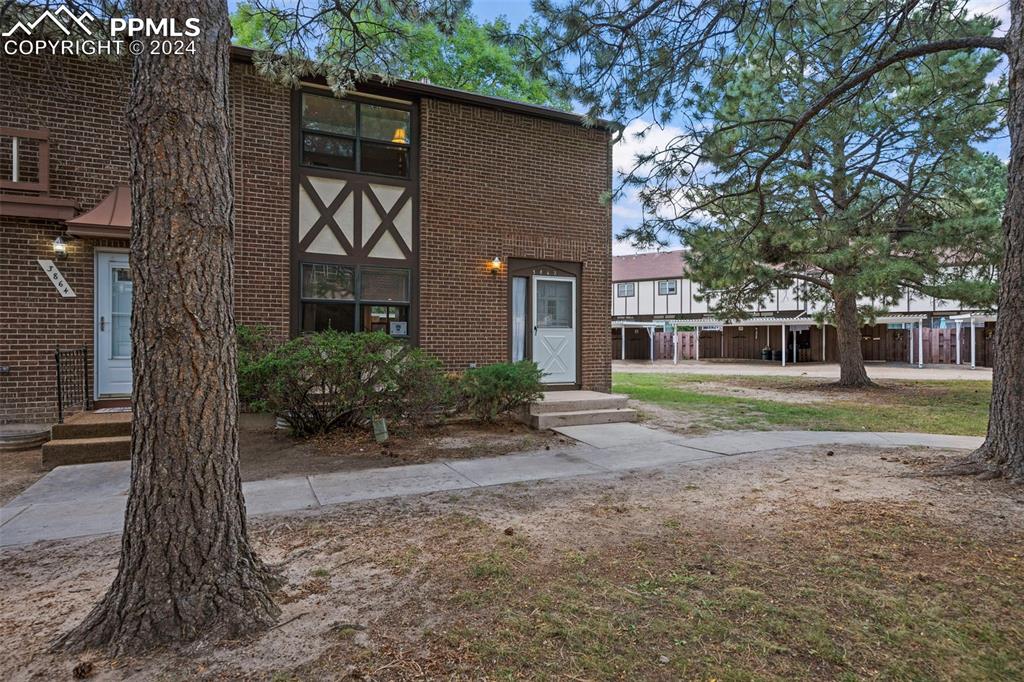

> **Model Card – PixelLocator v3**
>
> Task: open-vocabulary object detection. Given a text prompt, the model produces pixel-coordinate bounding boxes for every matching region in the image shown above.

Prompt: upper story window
[658,280,677,295]
[616,282,635,297]
[300,93,412,178]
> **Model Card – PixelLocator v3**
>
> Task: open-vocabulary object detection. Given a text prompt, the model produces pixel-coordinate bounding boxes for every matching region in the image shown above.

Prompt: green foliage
[247,330,452,436]
[538,0,1005,322]
[237,323,276,409]
[397,17,563,106]
[230,3,562,106]
[649,0,1003,321]
[460,361,544,422]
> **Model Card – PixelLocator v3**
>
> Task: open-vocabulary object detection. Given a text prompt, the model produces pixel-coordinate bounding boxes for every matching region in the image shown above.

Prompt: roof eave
[229,46,618,131]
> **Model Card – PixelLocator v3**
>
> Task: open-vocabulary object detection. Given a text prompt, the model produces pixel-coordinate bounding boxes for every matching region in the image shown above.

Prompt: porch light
[489,256,502,276]
[52,235,68,258]
[392,127,408,144]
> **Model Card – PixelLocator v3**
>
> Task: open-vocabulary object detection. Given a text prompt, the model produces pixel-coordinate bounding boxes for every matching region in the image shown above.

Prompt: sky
[469,0,1012,256]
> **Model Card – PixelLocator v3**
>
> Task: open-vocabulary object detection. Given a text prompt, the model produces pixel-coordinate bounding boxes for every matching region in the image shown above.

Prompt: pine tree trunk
[55,0,279,654]
[973,0,1024,481]
[833,289,874,387]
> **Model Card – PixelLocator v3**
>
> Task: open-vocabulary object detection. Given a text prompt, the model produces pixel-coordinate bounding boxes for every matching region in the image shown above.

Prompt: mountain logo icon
[2,5,96,37]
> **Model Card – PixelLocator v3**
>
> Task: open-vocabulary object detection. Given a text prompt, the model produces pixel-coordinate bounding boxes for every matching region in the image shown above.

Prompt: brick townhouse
[1,47,613,424]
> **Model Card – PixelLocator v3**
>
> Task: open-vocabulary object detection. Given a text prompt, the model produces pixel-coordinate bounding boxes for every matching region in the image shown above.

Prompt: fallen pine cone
[72,661,94,679]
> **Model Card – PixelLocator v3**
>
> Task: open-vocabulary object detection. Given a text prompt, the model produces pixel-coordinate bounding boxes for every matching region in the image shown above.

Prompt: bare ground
[2,445,1021,680]
[0,415,565,506]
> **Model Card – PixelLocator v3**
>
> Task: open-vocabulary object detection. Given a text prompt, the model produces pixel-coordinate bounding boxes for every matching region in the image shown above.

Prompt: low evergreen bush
[460,361,544,422]
[245,330,451,436]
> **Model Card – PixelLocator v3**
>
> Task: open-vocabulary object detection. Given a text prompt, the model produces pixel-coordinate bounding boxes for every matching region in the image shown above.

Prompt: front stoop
[525,391,637,429]
[42,411,131,468]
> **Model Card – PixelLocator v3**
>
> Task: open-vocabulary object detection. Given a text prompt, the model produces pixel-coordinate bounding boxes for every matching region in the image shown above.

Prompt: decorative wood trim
[290,86,420,342]
[1,192,76,219]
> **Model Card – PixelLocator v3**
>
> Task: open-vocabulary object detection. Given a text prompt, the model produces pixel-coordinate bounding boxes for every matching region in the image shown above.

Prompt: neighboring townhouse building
[611,250,997,366]
[1,47,613,425]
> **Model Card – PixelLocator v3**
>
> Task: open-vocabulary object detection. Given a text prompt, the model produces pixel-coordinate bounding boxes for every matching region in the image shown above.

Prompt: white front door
[532,275,577,384]
[96,252,133,397]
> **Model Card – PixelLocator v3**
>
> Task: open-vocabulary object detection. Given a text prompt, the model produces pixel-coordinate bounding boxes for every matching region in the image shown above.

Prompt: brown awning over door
[65,184,131,239]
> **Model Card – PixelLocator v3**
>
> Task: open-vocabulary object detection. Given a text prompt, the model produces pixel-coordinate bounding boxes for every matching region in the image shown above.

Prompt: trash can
[772,350,782,362]
[761,348,772,361]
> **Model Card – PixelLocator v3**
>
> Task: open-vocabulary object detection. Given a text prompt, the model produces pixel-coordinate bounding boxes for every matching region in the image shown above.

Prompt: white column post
[970,318,977,369]
[672,329,678,365]
[917,319,924,368]
[821,325,826,362]
[781,324,787,366]
[908,324,914,365]
[955,320,961,365]
[620,326,625,361]
[695,327,700,361]
[792,329,797,364]
[649,327,655,364]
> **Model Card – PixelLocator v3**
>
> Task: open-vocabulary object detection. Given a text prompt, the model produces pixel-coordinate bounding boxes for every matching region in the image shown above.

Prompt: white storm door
[96,252,133,397]
[532,275,577,384]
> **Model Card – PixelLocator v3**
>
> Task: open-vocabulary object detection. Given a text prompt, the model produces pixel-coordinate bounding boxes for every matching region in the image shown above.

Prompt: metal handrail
[55,346,92,423]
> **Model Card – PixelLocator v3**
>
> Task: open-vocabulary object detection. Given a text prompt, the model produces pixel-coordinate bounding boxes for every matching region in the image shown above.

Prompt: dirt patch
[0,416,564,504]
[677,379,833,404]
[238,413,565,481]
[0,448,46,506]
[2,445,1021,680]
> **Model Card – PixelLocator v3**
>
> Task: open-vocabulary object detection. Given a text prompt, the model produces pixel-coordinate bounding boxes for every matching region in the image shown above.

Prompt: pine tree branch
[745,35,1008,237]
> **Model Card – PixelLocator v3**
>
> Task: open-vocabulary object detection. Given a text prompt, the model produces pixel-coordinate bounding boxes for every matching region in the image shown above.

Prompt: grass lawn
[613,372,992,436]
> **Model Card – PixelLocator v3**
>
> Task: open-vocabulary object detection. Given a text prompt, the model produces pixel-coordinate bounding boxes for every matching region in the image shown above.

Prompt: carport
[611,320,661,362]
[949,312,998,369]
[679,313,929,367]
[684,316,823,366]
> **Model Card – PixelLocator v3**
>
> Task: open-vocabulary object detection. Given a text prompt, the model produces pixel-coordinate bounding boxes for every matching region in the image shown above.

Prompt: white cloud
[965,0,1011,34]
[610,119,690,249]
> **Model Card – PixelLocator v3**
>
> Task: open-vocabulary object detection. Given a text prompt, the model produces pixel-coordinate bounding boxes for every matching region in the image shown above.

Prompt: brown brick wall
[2,54,611,423]
[1,56,290,423]
[418,99,612,391]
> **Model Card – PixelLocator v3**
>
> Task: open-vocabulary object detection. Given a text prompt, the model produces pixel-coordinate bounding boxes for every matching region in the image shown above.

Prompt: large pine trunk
[974,1,1024,481]
[56,0,279,654]
[832,289,874,387]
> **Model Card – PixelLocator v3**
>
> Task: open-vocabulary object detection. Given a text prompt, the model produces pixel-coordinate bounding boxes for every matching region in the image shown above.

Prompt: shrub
[236,324,276,409]
[249,330,451,436]
[460,361,544,422]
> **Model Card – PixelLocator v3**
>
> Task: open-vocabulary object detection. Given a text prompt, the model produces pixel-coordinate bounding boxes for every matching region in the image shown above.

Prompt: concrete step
[531,408,638,429]
[42,435,130,468]
[51,412,131,440]
[530,392,629,415]
[51,420,131,440]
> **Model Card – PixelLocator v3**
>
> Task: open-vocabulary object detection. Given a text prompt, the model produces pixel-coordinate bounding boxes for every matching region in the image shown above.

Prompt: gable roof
[612,250,687,282]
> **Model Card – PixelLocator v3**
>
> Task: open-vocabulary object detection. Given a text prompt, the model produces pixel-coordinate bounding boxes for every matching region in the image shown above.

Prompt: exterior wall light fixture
[489,256,502,277]
[52,234,69,259]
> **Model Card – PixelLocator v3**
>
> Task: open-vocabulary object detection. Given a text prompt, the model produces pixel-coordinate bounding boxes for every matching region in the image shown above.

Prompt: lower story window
[363,304,409,337]
[300,262,411,336]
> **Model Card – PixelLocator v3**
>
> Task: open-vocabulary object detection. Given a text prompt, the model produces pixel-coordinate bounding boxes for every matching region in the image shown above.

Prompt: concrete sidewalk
[0,425,983,548]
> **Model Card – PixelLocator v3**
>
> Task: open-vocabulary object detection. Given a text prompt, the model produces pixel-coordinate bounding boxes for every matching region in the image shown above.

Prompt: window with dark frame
[657,280,677,295]
[299,262,411,336]
[300,93,411,177]
[616,282,635,297]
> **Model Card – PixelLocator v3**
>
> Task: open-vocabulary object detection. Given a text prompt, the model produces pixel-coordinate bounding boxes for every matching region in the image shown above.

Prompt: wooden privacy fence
[653,332,698,360]
[915,326,995,366]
